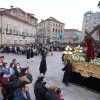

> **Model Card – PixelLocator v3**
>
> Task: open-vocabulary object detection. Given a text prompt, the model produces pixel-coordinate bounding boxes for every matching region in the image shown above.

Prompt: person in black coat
[27,47,34,63]
[45,83,60,100]
[27,47,30,63]
[34,76,47,100]
[39,56,47,77]
[62,59,72,85]
[30,47,34,62]
[5,74,20,100]
[61,53,65,62]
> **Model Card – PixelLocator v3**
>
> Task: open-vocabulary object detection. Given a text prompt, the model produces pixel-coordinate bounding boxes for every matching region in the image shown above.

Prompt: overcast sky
[0,0,99,30]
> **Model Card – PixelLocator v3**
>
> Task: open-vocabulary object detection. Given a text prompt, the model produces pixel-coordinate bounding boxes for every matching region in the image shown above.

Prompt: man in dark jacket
[14,81,31,100]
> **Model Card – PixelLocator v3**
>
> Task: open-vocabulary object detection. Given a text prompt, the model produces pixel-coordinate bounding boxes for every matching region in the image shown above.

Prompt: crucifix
[83,25,100,49]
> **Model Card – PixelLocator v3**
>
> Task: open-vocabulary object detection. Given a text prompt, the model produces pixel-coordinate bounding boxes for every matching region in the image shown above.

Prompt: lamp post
[0,14,2,45]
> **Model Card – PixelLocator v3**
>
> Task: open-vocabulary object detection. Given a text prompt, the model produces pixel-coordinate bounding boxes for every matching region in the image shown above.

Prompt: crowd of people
[0,50,69,100]
[0,43,81,100]
[0,43,67,54]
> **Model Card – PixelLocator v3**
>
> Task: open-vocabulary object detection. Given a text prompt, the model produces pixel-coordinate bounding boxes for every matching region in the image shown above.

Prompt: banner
[76,35,79,40]
[60,33,63,39]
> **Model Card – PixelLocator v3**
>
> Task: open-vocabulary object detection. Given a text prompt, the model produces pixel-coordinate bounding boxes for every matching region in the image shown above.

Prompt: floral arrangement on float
[63,45,100,78]
[63,45,100,66]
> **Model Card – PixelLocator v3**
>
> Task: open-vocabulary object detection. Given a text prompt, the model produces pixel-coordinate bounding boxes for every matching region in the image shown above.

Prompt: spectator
[0,56,4,65]
[14,81,31,100]
[5,74,20,100]
[1,63,10,77]
[0,56,4,69]
[13,63,21,78]
[56,88,64,100]
[9,63,15,75]
[26,67,33,83]
[19,68,30,83]
[0,71,9,97]
[45,83,60,100]
[34,76,47,100]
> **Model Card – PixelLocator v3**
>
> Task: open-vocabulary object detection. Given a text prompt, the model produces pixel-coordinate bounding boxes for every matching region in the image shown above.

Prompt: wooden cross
[83,25,100,49]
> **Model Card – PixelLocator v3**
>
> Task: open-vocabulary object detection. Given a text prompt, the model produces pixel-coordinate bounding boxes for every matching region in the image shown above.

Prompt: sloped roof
[0,7,38,20]
[40,17,65,24]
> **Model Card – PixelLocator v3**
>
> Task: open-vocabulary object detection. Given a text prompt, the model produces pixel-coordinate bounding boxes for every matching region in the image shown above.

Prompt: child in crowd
[26,67,33,83]
[56,88,64,100]
[26,67,30,73]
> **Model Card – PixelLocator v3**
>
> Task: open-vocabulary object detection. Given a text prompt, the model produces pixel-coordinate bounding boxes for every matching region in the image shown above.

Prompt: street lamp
[0,14,2,45]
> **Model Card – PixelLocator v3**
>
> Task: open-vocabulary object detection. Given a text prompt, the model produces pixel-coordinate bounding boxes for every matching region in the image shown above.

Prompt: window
[7,24,10,33]
[14,26,17,34]
[48,21,50,25]
[86,13,91,16]
[20,12,25,18]
[20,28,23,35]
[94,17,97,20]
[7,39,11,44]
[56,24,57,27]
[98,16,100,19]
[56,29,57,33]
[25,40,27,44]
[14,40,17,44]
[19,40,23,44]
[53,28,54,32]
[94,21,96,24]
[53,23,55,26]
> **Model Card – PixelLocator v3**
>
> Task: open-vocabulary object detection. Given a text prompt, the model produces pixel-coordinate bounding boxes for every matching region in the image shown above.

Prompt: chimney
[41,19,44,22]
[10,5,14,9]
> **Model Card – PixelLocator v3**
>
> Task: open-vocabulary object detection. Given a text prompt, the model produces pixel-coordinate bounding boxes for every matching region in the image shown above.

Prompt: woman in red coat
[0,71,9,96]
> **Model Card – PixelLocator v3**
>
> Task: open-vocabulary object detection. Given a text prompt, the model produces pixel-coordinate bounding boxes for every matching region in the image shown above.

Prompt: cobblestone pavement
[0,52,100,100]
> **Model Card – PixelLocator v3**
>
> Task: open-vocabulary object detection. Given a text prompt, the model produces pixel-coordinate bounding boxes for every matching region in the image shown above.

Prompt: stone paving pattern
[0,52,100,100]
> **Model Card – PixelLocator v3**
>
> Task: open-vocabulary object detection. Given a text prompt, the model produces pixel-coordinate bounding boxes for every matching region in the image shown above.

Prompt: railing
[6,29,12,34]
[14,31,19,35]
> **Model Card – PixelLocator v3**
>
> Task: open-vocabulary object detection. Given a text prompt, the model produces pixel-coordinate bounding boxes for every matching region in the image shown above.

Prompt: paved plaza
[0,52,100,100]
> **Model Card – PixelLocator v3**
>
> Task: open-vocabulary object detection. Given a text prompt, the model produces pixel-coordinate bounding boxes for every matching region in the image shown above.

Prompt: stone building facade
[63,29,82,43]
[37,17,65,44]
[82,11,100,41]
[0,6,38,45]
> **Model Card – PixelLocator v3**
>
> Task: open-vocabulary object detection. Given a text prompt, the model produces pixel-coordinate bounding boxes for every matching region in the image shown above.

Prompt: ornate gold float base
[64,59,100,79]
[71,61,100,79]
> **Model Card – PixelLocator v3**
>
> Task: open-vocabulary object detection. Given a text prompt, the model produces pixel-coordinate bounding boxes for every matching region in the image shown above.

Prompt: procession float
[63,25,100,92]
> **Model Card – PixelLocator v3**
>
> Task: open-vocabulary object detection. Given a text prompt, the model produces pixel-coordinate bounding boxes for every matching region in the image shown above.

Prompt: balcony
[24,32,28,37]
[29,33,32,37]
[14,31,19,35]
[19,32,23,36]
[6,29,12,35]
